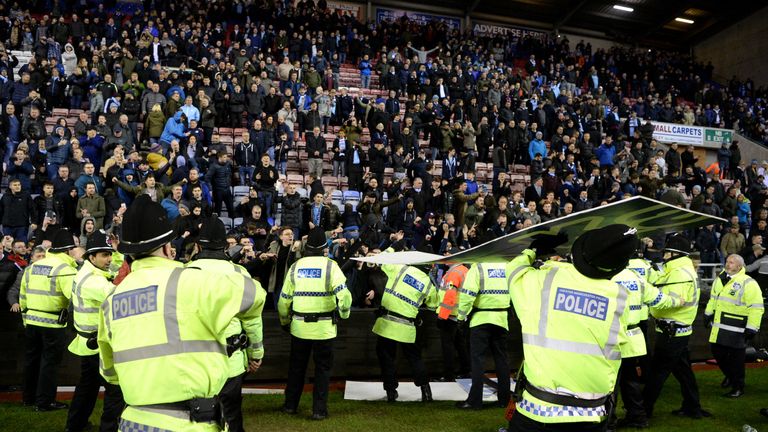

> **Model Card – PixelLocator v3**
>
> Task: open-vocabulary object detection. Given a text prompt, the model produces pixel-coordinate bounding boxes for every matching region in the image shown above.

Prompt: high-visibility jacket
[98,256,263,423]
[109,250,125,276]
[187,258,266,378]
[373,263,438,344]
[611,268,680,358]
[20,252,77,329]
[69,260,114,356]
[507,250,630,424]
[458,262,510,330]
[278,256,351,340]
[704,268,764,348]
[436,264,468,320]
[650,256,699,337]
[626,258,659,321]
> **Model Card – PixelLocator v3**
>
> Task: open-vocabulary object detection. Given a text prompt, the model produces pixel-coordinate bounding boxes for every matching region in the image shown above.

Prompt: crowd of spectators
[1,0,768,309]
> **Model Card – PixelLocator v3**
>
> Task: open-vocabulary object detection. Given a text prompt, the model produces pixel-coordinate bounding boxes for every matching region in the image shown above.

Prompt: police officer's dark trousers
[643,333,701,416]
[376,336,428,391]
[23,325,66,406]
[284,336,333,416]
[220,372,245,432]
[436,318,469,380]
[617,356,647,422]
[467,324,510,407]
[66,354,124,432]
[711,343,746,392]
[509,412,605,431]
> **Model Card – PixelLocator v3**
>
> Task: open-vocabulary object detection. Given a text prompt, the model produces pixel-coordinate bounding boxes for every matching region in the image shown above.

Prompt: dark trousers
[618,356,647,422]
[711,343,746,391]
[66,354,124,432]
[436,319,470,380]
[467,324,510,407]
[643,334,701,416]
[23,325,66,406]
[220,373,245,432]
[376,336,428,392]
[212,188,235,217]
[348,167,364,192]
[284,336,333,416]
[509,412,605,431]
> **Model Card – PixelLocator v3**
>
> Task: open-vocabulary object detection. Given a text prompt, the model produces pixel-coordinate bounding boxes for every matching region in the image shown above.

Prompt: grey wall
[693,6,768,87]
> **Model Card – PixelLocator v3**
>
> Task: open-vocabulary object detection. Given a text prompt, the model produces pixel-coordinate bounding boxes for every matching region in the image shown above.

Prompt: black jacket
[235,142,258,168]
[205,160,233,191]
[0,191,34,227]
[305,133,326,158]
[277,192,302,229]
[32,194,64,226]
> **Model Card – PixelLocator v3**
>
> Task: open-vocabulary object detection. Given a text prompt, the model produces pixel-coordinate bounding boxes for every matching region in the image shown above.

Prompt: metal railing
[697,262,723,291]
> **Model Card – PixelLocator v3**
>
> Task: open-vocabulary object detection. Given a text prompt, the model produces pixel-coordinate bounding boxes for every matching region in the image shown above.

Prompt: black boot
[386,390,398,403]
[421,384,433,402]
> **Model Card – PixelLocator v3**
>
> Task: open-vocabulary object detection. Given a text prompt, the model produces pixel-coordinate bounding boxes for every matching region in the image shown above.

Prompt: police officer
[98,195,264,431]
[278,228,351,420]
[371,233,438,403]
[455,261,511,410]
[506,225,639,431]
[21,228,78,411]
[65,230,125,432]
[704,254,764,398]
[610,264,680,428]
[643,235,709,419]
[435,263,470,382]
[188,216,266,431]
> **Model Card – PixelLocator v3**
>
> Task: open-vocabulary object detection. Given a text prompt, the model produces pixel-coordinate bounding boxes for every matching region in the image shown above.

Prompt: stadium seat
[233,185,250,197]
[219,216,233,230]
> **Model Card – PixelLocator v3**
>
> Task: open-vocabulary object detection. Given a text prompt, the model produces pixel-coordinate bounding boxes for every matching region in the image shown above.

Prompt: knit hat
[571,224,639,279]
[49,229,76,253]
[118,195,174,255]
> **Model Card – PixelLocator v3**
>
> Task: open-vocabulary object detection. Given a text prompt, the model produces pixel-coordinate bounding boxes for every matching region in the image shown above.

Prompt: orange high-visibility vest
[437,264,468,320]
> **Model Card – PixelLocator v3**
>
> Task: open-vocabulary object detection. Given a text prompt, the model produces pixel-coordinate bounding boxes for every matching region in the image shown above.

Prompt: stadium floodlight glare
[675,17,695,24]
[613,5,634,12]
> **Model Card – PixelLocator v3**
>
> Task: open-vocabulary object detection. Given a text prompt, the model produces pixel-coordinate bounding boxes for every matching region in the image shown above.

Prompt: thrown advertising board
[354,196,725,265]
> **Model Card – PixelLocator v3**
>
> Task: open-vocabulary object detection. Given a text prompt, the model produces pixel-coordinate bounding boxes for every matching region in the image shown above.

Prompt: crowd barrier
[2,297,766,386]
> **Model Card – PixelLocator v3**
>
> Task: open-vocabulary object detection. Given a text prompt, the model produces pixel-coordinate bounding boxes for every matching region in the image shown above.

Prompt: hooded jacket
[62,43,77,76]
[160,111,186,144]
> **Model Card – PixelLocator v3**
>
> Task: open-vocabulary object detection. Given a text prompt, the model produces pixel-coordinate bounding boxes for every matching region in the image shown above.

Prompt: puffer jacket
[279,192,303,229]
[62,44,78,76]
[205,159,233,191]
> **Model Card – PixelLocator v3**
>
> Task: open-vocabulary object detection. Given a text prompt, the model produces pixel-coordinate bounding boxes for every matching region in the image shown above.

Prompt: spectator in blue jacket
[528,131,546,162]
[80,128,105,170]
[159,111,187,153]
[7,148,34,191]
[359,54,372,89]
[74,162,104,197]
[596,138,617,168]
[45,126,71,180]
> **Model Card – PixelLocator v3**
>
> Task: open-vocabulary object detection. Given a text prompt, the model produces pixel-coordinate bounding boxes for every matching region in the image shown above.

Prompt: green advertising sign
[705,128,733,145]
